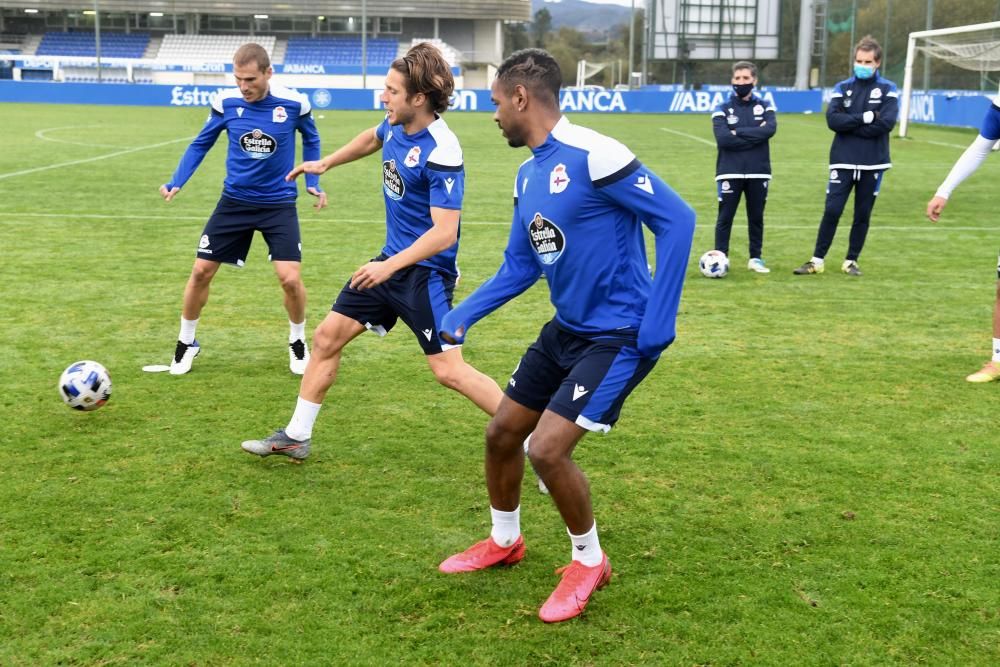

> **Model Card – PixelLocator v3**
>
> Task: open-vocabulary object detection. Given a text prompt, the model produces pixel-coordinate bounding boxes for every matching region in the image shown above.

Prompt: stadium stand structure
[284,36,398,66]
[407,37,461,66]
[156,34,276,63]
[36,31,149,58]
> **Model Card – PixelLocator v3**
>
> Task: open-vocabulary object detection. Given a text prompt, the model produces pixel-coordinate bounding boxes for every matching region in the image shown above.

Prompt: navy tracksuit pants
[813,168,885,261]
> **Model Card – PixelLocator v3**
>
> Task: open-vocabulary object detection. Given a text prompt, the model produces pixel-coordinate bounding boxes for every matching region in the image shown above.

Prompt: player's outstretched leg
[538,552,612,623]
[241,428,311,460]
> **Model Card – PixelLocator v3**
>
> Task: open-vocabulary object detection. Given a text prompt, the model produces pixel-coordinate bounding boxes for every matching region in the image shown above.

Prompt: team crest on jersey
[727,115,738,125]
[199,234,210,249]
[830,170,840,183]
[846,90,852,96]
[549,164,571,194]
[528,212,566,265]
[753,104,764,115]
[239,129,277,159]
[404,146,421,167]
[382,159,405,200]
[870,88,882,100]
[721,180,731,192]
[272,106,288,123]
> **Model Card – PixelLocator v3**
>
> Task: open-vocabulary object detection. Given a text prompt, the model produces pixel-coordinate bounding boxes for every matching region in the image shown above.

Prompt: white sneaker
[169,340,200,375]
[747,258,771,273]
[288,338,309,375]
[523,436,549,495]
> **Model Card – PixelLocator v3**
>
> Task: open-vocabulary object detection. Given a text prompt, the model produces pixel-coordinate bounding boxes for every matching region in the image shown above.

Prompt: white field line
[35,125,128,149]
[658,127,716,146]
[0,210,993,232]
[0,135,195,181]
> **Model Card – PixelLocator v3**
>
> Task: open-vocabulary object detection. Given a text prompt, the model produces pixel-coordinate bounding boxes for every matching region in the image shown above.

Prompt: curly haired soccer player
[436,49,696,622]
[241,43,505,460]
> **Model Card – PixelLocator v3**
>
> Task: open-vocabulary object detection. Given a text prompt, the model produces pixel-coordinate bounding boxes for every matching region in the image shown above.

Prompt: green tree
[532,8,553,48]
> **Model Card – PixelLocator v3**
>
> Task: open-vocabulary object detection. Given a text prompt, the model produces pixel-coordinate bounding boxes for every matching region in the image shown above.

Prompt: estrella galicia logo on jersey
[382,159,405,200]
[239,129,277,159]
[528,212,566,265]
[549,163,570,194]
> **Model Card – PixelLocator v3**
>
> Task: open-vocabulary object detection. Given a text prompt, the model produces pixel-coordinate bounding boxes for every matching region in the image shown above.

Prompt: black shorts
[197,196,301,265]
[505,319,658,433]
[331,255,457,355]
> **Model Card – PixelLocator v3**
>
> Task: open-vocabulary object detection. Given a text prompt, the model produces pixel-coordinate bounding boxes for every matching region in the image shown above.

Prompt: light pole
[94,0,102,83]
[628,0,635,89]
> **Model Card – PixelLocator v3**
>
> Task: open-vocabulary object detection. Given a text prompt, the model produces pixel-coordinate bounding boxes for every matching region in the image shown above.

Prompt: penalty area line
[658,127,716,147]
[0,135,195,181]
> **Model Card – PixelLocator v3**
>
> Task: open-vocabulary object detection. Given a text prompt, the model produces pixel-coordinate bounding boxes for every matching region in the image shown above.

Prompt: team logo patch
[199,234,210,249]
[404,146,421,167]
[634,174,654,194]
[753,104,764,115]
[239,129,277,159]
[272,106,288,123]
[236,107,244,117]
[444,177,455,194]
[528,212,566,265]
[549,163,571,194]
[721,180,731,192]
[870,88,882,100]
[382,159,405,200]
[830,170,840,182]
[846,90,853,96]
[727,114,738,125]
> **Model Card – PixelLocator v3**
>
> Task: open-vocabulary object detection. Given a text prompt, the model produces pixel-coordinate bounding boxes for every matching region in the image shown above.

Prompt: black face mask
[733,83,754,98]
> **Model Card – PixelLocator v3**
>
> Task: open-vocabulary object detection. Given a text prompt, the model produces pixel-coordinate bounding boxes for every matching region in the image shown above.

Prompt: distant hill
[530,0,632,35]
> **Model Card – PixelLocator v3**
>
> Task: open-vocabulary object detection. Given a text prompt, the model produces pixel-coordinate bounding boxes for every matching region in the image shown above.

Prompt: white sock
[568,522,603,567]
[289,319,306,343]
[992,338,1000,362]
[810,256,825,266]
[285,396,321,441]
[490,506,521,548]
[178,317,198,345]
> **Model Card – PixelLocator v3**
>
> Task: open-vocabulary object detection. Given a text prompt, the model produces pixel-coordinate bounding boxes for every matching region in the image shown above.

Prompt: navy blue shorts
[331,255,457,355]
[505,319,658,433]
[198,196,301,265]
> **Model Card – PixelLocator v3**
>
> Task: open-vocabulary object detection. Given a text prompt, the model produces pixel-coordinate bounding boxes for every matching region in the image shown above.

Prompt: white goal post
[899,20,1000,138]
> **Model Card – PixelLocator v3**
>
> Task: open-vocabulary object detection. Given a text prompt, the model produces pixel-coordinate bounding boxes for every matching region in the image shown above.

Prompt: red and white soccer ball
[58,360,112,411]
[699,250,729,278]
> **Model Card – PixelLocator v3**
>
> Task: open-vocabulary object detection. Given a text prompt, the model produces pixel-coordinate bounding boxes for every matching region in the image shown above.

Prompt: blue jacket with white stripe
[711,92,776,180]
[826,74,899,171]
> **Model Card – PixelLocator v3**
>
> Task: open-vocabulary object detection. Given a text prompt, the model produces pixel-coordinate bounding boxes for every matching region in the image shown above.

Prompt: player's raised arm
[286,125,383,182]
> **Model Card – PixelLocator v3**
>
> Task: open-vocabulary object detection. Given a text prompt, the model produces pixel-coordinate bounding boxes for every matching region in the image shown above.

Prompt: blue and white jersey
[980,101,1000,140]
[375,114,464,276]
[443,116,696,358]
[166,84,322,204]
[826,74,899,170]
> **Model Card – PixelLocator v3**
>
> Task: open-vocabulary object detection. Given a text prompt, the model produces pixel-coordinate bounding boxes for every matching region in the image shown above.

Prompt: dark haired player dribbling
[159,43,326,376]
[437,49,696,622]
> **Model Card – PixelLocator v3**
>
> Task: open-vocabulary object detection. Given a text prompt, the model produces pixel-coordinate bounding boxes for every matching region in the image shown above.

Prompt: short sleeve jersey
[374,115,464,276]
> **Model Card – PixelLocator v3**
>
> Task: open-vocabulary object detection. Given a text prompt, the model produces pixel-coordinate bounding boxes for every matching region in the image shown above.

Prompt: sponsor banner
[905,91,995,129]
[0,81,819,114]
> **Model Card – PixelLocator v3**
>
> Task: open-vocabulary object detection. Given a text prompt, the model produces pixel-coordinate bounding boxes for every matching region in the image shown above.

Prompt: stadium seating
[408,38,461,66]
[36,31,149,58]
[283,37,398,66]
[156,34,276,63]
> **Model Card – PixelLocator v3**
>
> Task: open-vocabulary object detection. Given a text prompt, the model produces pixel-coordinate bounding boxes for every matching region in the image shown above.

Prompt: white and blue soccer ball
[699,250,729,278]
[58,360,112,411]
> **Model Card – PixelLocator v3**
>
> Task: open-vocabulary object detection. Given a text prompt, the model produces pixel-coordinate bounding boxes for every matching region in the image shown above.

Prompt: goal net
[899,21,1000,137]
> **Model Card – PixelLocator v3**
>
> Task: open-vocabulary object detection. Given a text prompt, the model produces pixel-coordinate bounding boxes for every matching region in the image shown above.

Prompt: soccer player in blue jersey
[241,43,504,460]
[436,49,696,623]
[794,36,898,277]
[927,100,1000,382]
[159,43,326,375]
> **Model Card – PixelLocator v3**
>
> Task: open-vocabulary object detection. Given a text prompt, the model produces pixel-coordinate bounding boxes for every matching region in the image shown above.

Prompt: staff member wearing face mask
[710,60,777,274]
[794,35,898,277]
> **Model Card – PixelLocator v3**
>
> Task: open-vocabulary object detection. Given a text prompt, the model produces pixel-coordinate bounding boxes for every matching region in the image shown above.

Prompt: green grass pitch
[0,103,997,664]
